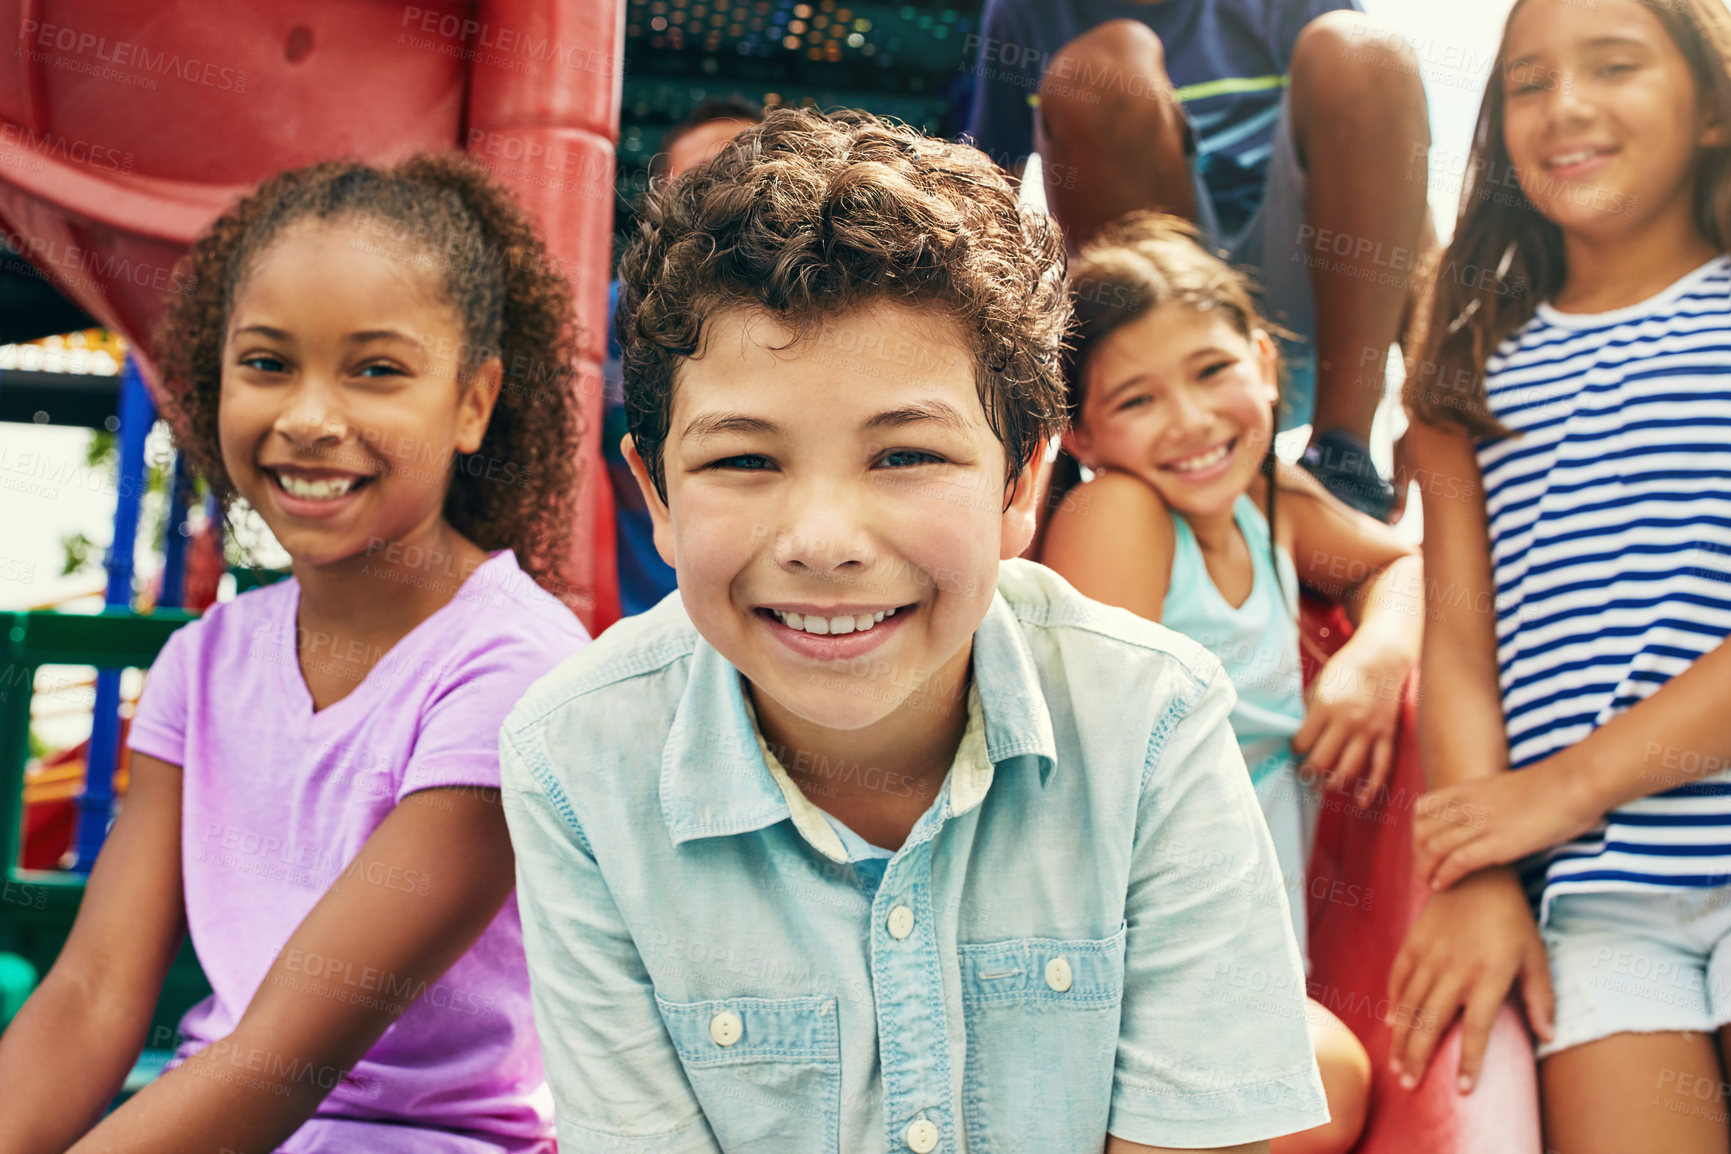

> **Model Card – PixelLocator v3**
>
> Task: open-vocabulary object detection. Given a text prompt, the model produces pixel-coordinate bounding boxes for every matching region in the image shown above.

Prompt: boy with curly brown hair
[501,107,1327,1154]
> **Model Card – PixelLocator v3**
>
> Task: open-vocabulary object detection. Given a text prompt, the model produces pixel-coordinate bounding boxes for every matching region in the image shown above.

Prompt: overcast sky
[1366,0,1517,235]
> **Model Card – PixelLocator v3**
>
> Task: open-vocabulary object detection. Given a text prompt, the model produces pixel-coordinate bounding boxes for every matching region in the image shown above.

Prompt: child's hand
[1413,758,1606,891]
[1387,865,1554,1094]
[1293,645,1411,806]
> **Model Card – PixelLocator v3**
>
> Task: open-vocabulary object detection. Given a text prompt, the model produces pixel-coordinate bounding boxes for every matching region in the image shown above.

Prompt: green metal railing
[0,608,209,1039]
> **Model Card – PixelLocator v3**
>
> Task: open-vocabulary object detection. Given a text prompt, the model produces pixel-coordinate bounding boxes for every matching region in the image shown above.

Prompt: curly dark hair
[152,152,583,595]
[615,106,1070,508]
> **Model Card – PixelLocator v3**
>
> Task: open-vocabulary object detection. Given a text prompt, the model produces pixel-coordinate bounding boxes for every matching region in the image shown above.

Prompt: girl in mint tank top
[1038,213,1424,1154]
[0,156,591,1154]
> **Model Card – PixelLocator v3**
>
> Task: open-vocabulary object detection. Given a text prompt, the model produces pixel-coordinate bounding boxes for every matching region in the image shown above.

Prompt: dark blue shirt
[604,279,680,618]
[966,0,1359,235]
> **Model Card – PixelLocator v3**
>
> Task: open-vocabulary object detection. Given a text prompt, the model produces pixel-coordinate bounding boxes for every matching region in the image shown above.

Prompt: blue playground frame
[0,351,211,1095]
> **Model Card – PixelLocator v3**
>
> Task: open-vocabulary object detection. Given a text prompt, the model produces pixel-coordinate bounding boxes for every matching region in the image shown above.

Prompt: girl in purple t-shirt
[0,155,590,1154]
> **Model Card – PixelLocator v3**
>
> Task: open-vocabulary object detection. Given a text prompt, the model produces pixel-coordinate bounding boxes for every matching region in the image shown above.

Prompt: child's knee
[1291,12,1424,108]
[1041,20,1178,131]
[1302,1001,1372,1154]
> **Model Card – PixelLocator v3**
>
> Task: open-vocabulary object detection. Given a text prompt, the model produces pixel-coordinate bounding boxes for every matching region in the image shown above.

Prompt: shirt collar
[660,638,791,847]
[660,586,1059,848]
[969,585,1059,781]
[745,679,992,863]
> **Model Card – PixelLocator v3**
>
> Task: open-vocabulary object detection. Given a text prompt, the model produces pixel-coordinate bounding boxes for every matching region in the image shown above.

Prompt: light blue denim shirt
[500,559,1327,1153]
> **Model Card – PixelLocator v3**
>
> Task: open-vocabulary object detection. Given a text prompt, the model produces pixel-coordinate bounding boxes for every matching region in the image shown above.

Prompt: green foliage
[58,532,98,578]
[84,430,114,468]
[57,426,189,585]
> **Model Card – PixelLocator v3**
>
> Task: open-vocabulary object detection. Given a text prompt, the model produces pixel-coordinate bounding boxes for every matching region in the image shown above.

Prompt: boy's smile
[755,601,913,660]
[627,301,1040,751]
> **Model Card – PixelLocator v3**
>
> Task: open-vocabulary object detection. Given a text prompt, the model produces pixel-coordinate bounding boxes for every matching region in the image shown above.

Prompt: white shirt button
[709,1011,742,1047]
[887,904,915,940]
[1045,957,1073,993]
[904,1116,940,1152]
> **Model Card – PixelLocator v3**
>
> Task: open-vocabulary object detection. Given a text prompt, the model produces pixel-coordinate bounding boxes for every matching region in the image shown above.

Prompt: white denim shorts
[1538,886,1731,1059]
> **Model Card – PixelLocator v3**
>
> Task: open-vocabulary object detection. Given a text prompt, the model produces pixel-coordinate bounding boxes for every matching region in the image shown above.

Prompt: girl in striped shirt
[1388,2,1731,1150]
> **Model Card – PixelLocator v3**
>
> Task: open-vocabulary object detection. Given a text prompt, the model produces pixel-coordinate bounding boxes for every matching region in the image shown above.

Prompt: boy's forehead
[672,301,982,419]
[712,300,972,362]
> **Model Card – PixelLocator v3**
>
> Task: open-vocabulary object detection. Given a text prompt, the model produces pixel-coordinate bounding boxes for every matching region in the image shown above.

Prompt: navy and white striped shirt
[1478,254,1731,924]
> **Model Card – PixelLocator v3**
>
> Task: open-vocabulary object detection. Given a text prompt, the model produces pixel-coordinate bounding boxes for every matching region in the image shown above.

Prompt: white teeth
[1549,149,1603,168]
[277,473,358,500]
[1168,442,1231,474]
[771,608,900,635]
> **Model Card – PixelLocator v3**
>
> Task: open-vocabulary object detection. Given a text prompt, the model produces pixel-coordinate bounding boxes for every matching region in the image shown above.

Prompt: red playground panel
[1301,598,1542,1153]
[0,0,622,633]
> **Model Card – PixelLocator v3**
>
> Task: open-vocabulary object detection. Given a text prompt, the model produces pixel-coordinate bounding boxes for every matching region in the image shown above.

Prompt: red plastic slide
[0,0,622,633]
[1301,599,1543,1153]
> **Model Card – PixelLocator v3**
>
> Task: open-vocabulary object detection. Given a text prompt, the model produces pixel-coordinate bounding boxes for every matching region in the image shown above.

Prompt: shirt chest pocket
[656,993,841,1154]
[958,923,1127,1154]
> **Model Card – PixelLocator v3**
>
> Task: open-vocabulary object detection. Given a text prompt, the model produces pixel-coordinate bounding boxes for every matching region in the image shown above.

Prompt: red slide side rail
[0,0,622,632]
[1301,597,1542,1153]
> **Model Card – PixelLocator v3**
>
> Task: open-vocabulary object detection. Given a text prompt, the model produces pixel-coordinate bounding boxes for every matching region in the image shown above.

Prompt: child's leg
[1537,889,1731,1153]
[1542,1032,1728,1154]
[1273,1000,1372,1154]
[1255,768,1367,1154]
[1033,20,1196,251]
[1286,13,1430,463]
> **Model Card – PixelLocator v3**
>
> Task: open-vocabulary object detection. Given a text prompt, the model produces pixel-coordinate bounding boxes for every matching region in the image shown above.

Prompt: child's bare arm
[1280,461,1420,629]
[64,785,517,1154]
[1384,419,1553,1095]
[1414,630,1731,890]
[1388,425,1506,791]
[1037,471,1176,623]
[1281,464,1421,802]
[0,753,186,1154]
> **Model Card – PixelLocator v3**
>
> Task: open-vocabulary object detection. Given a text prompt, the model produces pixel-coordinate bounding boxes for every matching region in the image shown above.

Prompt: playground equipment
[0,603,204,1028]
[0,0,621,632]
[1300,601,1542,1153]
[0,0,625,1101]
[0,2,1543,1146]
